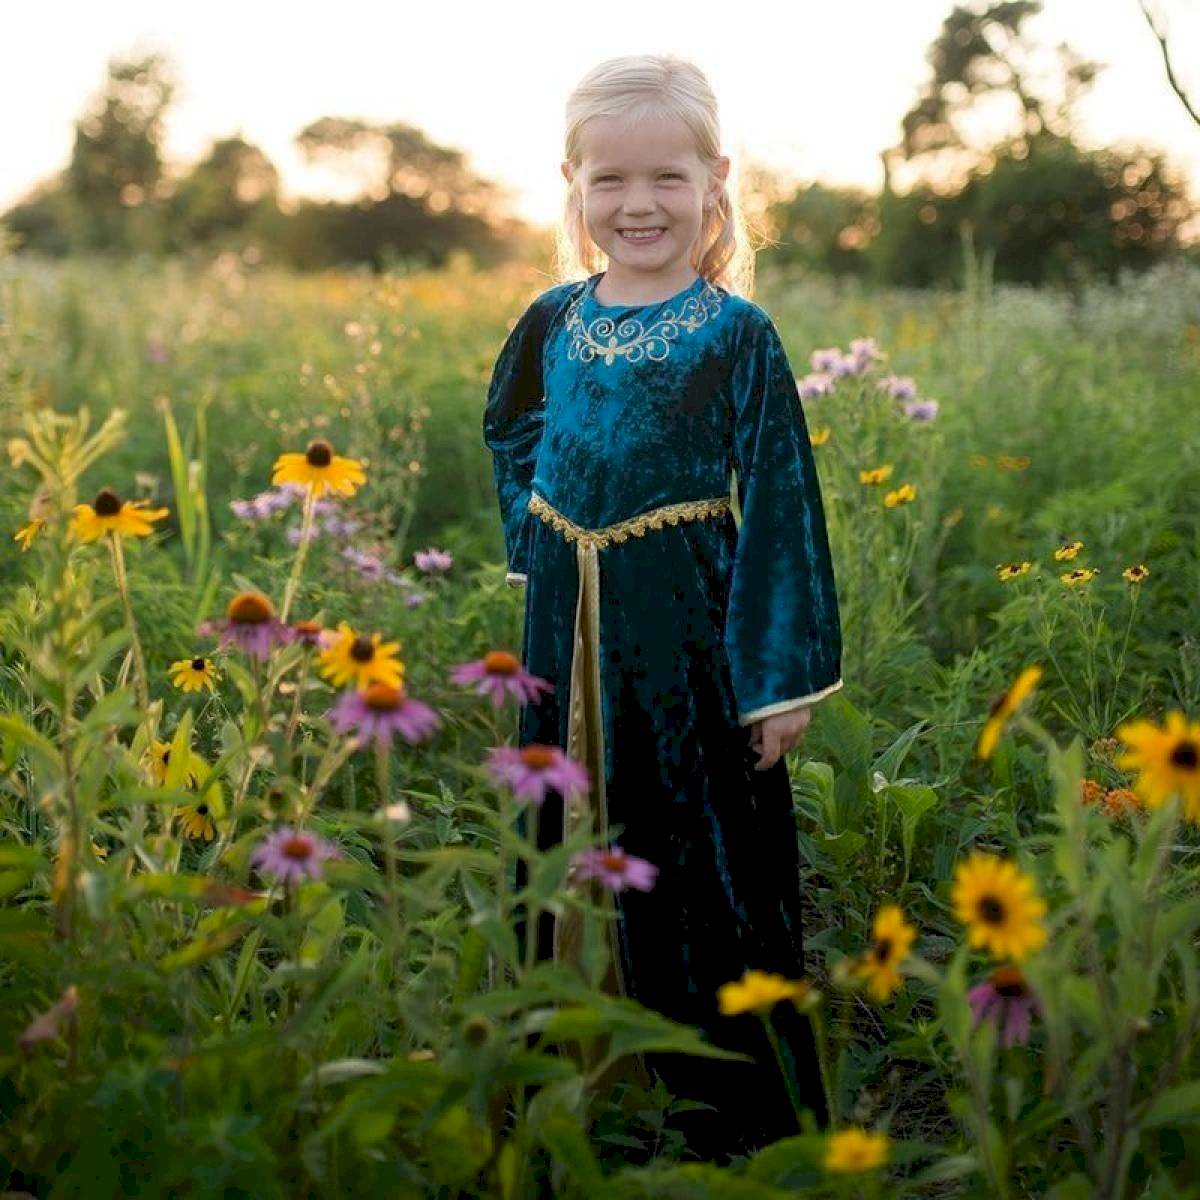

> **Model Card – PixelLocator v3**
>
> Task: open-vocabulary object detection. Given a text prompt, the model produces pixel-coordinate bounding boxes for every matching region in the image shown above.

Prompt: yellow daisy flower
[144,740,198,789]
[977,665,1043,760]
[968,453,992,470]
[859,465,894,486]
[70,488,169,543]
[1115,711,1200,822]
[824,1127,890,1173]
[996,561,1031,582]
[717,969,811,1017]
[951,852,1047,961]
[14,518,44,551]
[1061,567,1099,586]
[1122,564,1150,584]
[854,904,916,1002]
[175,800,217,841]
[997,454,1031,471]
[883,483,917,508]
[168,656,220,693]
[1054,541,1083,561]
[809,426,832,447]
[271,438,366,499]
[316,622,404,691]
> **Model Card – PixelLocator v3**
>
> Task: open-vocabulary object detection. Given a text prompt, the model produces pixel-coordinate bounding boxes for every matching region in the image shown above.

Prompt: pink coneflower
[291,619,325,646]
[328,682,442,747]
[198,591,294,660]
[485,744,590,806]
[570,845,658,893]
[967,965,1041,1047]
[251,827,340,884]
[879,373,917,400]
[797,372,836,400]
[450,651,554,708]
[903,398,940,422]
[414,547,453,574]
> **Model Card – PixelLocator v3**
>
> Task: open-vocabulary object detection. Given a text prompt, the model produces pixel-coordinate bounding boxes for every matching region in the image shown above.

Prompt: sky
[4,0,1199,229]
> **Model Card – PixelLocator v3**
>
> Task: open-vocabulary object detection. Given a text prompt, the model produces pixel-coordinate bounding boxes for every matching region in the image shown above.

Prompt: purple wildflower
[328,682,442,747]
[414,547,454,575]
[198,591,295,660]
[967,965,1040,1048]
[903,398,940,422]
[810,347,843,372]
[848,336,883,371]
[797,372,836,400]
[251,827,340,885]
[570,845,659,893]
[879,373,917,400]
[145,339,171,365]
[485,743,590,806]
[450,651,554,708]
[404,591,429,608]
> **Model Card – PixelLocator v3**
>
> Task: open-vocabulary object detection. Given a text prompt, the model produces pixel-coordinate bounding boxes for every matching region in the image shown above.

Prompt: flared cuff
[505,571,528,588]
[737,677,844,726]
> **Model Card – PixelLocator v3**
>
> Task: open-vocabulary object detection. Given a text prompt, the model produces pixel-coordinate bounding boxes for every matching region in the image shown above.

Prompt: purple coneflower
[198,591,295,660]
[797,372,836,400]
[414,547,454,575]
[903,398,940,422]
[485,744,589,806]
[450,651,554,708]
[251,827,340,884]
[967,965,1040,1047]
[570,845,658,893]
[328,682,442,747]
[879,373,917,400]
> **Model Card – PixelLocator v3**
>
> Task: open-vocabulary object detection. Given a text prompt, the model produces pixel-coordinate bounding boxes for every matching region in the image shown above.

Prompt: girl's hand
[750,706,814,771]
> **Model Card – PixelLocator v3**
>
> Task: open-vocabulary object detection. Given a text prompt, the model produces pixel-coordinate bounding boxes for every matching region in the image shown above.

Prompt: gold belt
[525,490,731,1001]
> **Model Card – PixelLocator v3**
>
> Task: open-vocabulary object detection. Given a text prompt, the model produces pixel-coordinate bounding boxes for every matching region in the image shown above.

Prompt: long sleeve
[482,293,554,588]
[725,310,844,726]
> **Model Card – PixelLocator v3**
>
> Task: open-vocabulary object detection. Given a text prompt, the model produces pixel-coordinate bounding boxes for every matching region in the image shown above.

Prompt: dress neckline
[584,271,706,312]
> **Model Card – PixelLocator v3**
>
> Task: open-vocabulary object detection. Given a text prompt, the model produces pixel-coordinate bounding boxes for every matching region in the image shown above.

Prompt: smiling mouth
[618,228,666,240]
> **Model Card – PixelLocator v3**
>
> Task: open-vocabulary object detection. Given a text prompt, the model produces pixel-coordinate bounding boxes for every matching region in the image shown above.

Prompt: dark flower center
[987,691,1009,718]
[520,745,556,770]
[1172,741,1199,771]
[161,749,171,764]
[191,657,206,671]
[305,439,333,467]
[93,487,122,516]
[364,683,402,711]
[483,650,520,676]
[978,895,1006,925]
[991,966,1027,998]
[350,636,376,662]
[599,851,628,872]
[227,591,275,624]
[871,937,893,964]
[281,836,314,861]
[196,804,209,816]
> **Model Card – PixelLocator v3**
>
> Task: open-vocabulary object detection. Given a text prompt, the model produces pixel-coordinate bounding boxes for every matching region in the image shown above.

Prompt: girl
[484,54,843,1162]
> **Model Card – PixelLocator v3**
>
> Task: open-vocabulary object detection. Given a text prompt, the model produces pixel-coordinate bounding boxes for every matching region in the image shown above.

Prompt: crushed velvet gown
[483,270,843,1158]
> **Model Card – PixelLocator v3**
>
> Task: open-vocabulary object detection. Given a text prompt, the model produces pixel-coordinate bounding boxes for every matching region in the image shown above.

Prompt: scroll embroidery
[565,281,725,366]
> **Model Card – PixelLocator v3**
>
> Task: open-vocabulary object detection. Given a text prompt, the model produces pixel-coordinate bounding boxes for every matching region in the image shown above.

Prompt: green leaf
[1142,1080,1200,1128]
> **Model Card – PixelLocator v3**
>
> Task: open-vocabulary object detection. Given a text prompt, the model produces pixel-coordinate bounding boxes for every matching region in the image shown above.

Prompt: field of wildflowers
[1,245,1199,1197]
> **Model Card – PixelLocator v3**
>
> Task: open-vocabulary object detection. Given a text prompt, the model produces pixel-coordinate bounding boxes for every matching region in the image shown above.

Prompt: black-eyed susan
[175,800,217,841]
[198,591,294,661]
[316,622,403,691]
[996,561,1031,582]
[1115,711,1200,821]
[977,665,1043,760]
[169,656,220,693]
[271,438,365,499]
[951,852,1047,961]
[854,904,916,1002]
[70,488,168,543]
[809,426,832,447]
[1122,564,1150,584]
[859,464,894,486]
[14,519,44,551]
[823,1127,890,1173]
[717,969,812,1016]
[883,483,916,508]
[1061,567,1099,587]
[144,740,198,789]
[1054,540,1083,561]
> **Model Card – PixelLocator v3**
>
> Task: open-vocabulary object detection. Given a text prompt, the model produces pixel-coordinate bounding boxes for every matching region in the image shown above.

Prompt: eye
[659,173,683,180]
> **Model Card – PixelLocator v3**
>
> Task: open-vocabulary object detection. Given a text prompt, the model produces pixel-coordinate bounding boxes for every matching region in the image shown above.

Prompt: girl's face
[563,113,729,283]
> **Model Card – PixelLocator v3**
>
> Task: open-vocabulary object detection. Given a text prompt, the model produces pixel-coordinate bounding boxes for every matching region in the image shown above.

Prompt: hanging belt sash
[525,490,732,997]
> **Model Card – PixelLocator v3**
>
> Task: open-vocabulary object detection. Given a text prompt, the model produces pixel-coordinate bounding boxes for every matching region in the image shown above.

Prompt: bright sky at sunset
[5,0,1198,228]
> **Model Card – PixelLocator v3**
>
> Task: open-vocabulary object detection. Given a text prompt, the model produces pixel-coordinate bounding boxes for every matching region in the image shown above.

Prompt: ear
[561,160,575,184]
[708,155,731,203]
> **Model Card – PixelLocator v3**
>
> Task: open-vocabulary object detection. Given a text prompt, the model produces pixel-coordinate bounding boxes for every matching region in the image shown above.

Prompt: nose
[621,182,657,216]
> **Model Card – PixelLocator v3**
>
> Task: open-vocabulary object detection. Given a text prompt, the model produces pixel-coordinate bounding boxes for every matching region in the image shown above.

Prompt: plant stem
[280,486,318,625]
[108,533,149,714]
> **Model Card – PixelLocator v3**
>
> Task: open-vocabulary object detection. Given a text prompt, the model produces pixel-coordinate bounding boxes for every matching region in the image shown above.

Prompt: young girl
[484,54,843,1161]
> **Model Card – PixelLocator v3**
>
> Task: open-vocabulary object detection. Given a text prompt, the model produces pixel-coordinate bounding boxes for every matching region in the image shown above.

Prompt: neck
[594,264,701,306]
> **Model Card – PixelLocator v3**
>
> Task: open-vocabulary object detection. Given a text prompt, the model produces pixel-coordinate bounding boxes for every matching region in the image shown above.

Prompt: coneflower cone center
[364,683,403,710]
[599,851,627,872]
[228,591,274,624]
[520,745,556,769]
[978,895,1006,925]
[1172,741,1198,769]
[350,636,376,662]
[484,650,520,675]
[281,836,314,861]
[992,966,1027,997]
[93,487,122,516]
[305,439,333,467]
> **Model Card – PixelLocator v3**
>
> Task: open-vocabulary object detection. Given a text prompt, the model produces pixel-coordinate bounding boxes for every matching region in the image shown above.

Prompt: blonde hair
[554,55,756,298]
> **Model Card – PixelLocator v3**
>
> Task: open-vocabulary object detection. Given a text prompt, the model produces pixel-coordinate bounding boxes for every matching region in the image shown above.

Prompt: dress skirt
[511,498,829,1160]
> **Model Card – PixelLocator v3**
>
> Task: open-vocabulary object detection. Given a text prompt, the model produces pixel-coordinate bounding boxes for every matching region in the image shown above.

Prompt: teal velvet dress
[483,271,843,1157]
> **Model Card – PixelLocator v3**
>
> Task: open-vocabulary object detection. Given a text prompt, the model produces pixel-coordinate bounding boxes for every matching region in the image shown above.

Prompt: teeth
[621,229,664,240]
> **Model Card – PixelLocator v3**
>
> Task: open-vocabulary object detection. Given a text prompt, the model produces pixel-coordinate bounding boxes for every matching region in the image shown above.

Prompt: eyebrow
[587,164,691,174]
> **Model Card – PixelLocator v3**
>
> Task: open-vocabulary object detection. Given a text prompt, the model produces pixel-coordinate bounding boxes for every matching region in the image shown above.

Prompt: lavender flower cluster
[795,335,940,423]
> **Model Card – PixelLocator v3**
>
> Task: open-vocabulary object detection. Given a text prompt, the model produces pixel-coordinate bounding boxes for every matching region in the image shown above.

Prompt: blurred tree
[761,182,880,277]
[166,135,281,249]
[1137,0,1200,128]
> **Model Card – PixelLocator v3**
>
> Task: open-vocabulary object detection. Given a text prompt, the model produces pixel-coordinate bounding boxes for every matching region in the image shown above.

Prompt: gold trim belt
[525,490,731,1001]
